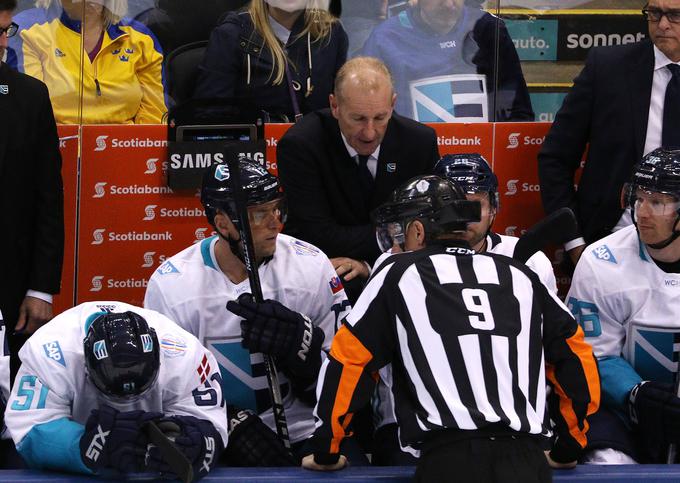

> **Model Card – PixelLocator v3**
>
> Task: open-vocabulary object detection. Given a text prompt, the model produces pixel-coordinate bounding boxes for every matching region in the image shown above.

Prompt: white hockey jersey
[144,234,351,443]
[1,309,10,440]
[4,301,228,471]
[567,225,680,409]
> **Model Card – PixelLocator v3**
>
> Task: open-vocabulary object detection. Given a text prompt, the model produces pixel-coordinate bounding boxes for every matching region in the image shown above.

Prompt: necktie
[663,64,680,148]
[357,154,374,195]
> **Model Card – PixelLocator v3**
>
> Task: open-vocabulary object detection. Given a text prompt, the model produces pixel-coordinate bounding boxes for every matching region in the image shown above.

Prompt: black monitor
[175,124,258,142]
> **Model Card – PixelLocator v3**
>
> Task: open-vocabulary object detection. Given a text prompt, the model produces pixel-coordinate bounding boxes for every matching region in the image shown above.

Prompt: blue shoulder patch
[291,239,319,256]
[156,260,180,275]
[591,244,617,264]
[42,340,65,367]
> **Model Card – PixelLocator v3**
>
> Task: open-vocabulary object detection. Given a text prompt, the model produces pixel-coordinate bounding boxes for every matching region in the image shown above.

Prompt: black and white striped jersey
[311,242,600,465]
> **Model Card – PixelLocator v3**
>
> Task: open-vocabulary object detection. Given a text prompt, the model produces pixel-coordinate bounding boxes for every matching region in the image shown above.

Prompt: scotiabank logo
[506,180,519,196]
[142,251,155,268]
[91,276,104,292]
[507,133,521,149]
[94,135,108,151]
[195,228,208,241]
[92,229,105,245]
[505,226,517,236]
[91,228,173,243]
[505,179,540,195]
[437,135,482,146]
[145,158,158,174]
[143,205,158,221]
[93,182,107,198]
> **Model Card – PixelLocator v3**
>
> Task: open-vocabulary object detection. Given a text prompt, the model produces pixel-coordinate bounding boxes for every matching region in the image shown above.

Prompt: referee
[302,175,600,481]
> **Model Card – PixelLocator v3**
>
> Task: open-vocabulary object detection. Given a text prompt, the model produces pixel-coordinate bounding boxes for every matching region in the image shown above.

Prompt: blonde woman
[10,0,166,123]
[195,0,347,122]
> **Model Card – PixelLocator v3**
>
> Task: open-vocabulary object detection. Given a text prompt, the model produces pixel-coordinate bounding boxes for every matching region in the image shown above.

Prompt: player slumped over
[3,302,227,479]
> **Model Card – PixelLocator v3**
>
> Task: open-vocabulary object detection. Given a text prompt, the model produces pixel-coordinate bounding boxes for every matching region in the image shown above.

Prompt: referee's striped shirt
[311,242,600,465]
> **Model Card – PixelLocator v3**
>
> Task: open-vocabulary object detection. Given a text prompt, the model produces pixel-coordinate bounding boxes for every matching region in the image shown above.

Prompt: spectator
[4,304,227,478]
[276,56,439,301]
[567,148,680,464]
[194,0,347,122]
[538,1,680,268]
[0,0,64,381]
[10,0,167,124]
[341,0,386,58]
[145,160,364,466]
[361,0,533,122]
[303,175,599,479]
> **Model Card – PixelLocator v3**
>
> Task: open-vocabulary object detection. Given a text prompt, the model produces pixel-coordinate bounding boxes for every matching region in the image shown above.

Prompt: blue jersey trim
[200,236,219,271]
[17,417,93,474]
[599,356,642,418]
[637,233,650,262]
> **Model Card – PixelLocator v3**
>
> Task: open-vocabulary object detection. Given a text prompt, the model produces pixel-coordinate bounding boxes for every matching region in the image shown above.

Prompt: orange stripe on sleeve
[327,326,374,453]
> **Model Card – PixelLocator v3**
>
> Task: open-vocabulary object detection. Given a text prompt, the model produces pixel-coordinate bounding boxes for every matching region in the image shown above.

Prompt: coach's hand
[301,453,347,471]
[331,257,369,282]
[629,381,680,446]
[15,296,52,334]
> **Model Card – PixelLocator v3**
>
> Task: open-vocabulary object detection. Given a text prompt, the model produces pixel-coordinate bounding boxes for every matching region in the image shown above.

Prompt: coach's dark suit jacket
[277,108,439,264]
[0,62,63,332]
[538,40,655,245]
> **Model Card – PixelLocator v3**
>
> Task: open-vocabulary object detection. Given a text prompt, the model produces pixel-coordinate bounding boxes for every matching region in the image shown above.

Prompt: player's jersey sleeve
[5,335,91,473]
[526,251,558,294]
[566,249,640,413]
[0,311,10,439]
[144,262,199,336]
[309,255,352,347]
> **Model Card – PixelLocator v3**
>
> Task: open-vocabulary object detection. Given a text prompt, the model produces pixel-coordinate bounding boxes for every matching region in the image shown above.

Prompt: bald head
[333,57,394,102]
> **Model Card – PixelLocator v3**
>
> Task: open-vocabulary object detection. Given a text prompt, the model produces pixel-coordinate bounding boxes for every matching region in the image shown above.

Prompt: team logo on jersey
[111,49,121,55]
[43,341,66,367]
[291,239,319,256]
[141,334,154,353]
[160,334,187,357]
[125,48,134,54]
[592,244,617,264]
[214,165,230,181]
[93,340,108,360]
[329,276,344,294]
[386,163,397,173]
[119,55,130,62]
[0,85,7,95]
[410,74,488,123]
[156,260,179,275]
[197,354,212,383]
[630,326,680,384]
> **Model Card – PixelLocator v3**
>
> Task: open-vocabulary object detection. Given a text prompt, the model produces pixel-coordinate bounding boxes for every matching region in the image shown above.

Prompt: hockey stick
[667,334,680,464]
[513,207,579,263]
[143,420,193,483]
[226,155,292,450]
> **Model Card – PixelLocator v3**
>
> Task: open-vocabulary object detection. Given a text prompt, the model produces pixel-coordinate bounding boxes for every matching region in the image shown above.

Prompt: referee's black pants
[414,429,551,483]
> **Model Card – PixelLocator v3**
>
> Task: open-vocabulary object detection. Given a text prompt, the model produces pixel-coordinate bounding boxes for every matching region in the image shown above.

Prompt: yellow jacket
[18,11,166,124]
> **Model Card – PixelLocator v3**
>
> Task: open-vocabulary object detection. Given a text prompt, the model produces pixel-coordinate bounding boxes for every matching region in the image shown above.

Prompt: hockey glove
[629,381,680,446]
[224,406,297,467]
[79,405,162,473]
[227,294,325,387]
[145,415,224,478]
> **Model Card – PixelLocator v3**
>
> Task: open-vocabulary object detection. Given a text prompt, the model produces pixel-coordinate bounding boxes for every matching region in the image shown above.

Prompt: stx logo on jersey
[197,354,211,383]
[85,425,110,461]
[42,341,65,367]
[145,158,159,174]
[592,245,617,264]
[141,334,154,353]
[91,276,104,292]
[94,135,108,152]
[507,132,521,149]
[93,340,109,360]
[201,437,216,473]
[505,180,519,196]
[142,252,156,268]
[143,205,157,221]
[92,229,105,245]
[93,182,107,198]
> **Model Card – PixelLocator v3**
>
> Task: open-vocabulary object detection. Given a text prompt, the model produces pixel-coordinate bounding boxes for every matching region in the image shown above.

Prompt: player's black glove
[145,415,224,478]
[629,381,680,446]
[226,294,325,388]
[79,405,162,473]
[224,406,297,467]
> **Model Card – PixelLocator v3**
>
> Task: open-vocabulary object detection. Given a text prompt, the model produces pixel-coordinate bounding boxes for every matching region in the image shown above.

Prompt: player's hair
[0,0,17,11]
[333,56,395,101]
[35,0,127,26]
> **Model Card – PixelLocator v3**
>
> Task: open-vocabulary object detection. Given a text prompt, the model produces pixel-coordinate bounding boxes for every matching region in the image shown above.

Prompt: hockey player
[3,302,227,478]
[372,154,559,465]
[144,159,357,465]
[567,147,680,464]
[303,175,599,481]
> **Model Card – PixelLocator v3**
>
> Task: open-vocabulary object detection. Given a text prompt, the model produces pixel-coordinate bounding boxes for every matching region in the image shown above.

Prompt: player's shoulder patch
[590,244,618,264]
[42,340,66,367]
[159,333,188,358]
[328,275,344,295]
[289,238,320,257]
[156,260,180,275]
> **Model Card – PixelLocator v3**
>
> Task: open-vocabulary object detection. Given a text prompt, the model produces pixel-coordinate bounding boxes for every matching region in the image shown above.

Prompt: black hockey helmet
[83,311,160,399]
[624,147,680,248]
[433,153,499,208]
[371,175,481,252]
[200,157,285,227]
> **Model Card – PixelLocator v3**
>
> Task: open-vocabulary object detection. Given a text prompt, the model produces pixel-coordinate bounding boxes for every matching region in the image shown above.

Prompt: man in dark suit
[277,56,439,299]
[538,1,680,267]
[0,0,63,377]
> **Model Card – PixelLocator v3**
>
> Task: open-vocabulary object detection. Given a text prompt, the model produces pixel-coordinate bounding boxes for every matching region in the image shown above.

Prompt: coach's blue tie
[357,154,374,195]
[663,64,680,148]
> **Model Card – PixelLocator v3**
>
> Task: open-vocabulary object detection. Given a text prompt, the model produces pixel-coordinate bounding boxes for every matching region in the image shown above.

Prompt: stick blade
[144,420,194,483]
[513,208,578,263]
